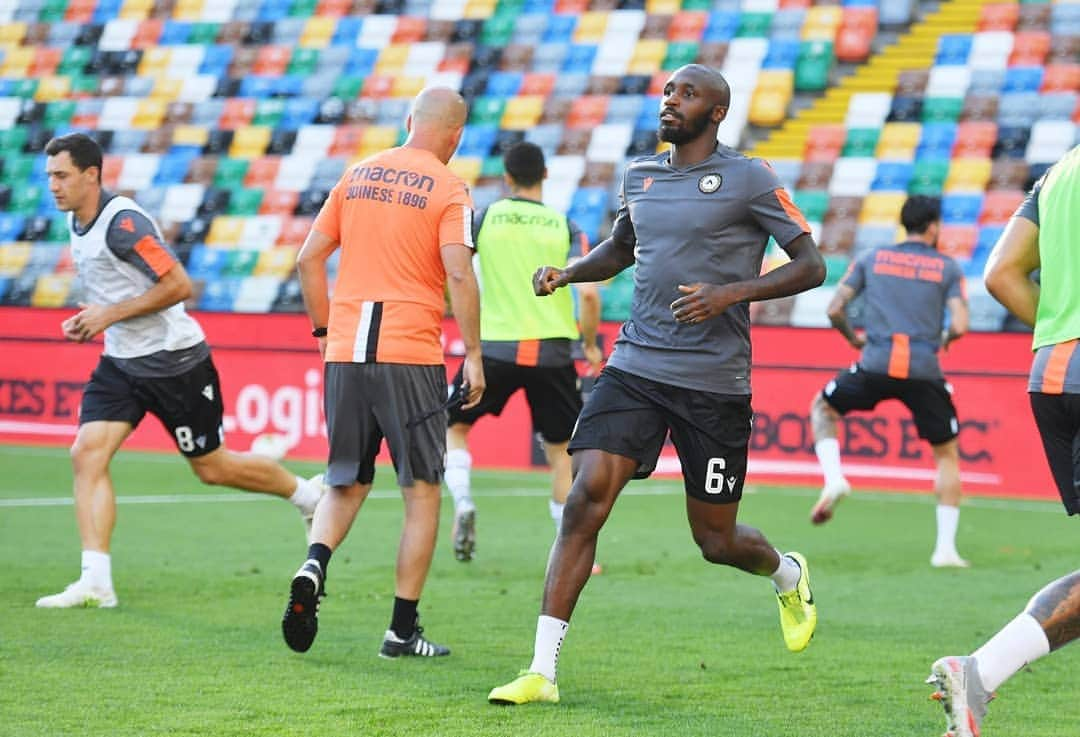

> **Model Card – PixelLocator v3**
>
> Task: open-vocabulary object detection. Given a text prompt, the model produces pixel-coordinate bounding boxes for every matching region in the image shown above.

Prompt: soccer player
[808,195,971,568]
[281,87,484,658]
[444,141,602,564]
[487,64,825,705]
[928,146,1080,737]
[36,133,325,609]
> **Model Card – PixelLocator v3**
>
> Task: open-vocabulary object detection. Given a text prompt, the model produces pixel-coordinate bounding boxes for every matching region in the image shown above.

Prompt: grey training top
[605,145,811,394]
[843,241,965,381]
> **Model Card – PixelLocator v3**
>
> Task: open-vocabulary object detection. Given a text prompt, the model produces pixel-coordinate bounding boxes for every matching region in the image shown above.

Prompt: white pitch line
[0,485,1065,515]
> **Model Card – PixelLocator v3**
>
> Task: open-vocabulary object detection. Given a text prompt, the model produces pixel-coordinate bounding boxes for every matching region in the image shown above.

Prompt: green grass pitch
[1,443,1076,736]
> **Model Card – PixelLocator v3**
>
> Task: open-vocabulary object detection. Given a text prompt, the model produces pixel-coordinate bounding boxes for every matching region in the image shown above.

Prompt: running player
[488,65,825,705]
[808,195,971,568]
[928,146,1080,737]
[444,141,602,565]
[36,133,324,610]
[280,88,484,658]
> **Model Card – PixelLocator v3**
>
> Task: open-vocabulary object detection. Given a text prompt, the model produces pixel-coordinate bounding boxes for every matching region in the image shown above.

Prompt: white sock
[81,550,112,591]
[770,551,800,593]
[934,504,960,556]
[814,438,846,488]
[549,499,564,531]
[972,612,1050,692]
[288,475,322,511]
[445,448,474,512]
[528,615,568,684]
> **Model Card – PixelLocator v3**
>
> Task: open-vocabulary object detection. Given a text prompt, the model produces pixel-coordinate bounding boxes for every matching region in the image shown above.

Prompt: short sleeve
[1013,174,1046,226]
[841,252,868,294]
[567,218,589,259]
[439,177,475,249]
[746,160,811,248]
[312,182,343,242]
[105,209,177,282]
[609,168,637,250]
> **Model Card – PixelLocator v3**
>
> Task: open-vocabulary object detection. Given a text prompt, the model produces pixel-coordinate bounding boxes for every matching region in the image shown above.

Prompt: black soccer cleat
[282,560,324,653]
[378,626,450,658]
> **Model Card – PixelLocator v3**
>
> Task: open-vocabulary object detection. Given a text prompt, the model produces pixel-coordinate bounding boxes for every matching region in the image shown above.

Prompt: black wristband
[311,326,327,338]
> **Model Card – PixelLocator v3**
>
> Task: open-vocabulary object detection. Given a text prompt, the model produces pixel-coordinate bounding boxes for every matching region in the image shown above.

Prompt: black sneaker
[282,560,324,653]
[378,626,450,658]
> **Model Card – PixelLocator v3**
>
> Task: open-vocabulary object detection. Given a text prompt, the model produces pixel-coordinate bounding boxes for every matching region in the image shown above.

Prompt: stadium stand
[0,0,1075,330]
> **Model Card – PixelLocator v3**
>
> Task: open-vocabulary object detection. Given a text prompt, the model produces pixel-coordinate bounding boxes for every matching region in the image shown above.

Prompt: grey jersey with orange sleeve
[604,146,811,395]
[69,192,207,377]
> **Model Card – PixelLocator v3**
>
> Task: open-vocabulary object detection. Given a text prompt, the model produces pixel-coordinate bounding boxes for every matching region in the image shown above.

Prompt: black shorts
[822,365,959,445]
[447,357,582,444]
[1029,392,1080,516]
[80,354,224,458]
[324,362,446,488]
[567,366,752,504]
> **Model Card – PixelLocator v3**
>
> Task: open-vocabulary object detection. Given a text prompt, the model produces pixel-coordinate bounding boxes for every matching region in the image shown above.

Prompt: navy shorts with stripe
[568,366,752,504]
[822,364,958,445]
[80,354,224,457]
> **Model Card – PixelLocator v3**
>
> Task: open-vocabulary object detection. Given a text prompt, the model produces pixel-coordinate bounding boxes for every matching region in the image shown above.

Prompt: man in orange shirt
[281,87,484,658]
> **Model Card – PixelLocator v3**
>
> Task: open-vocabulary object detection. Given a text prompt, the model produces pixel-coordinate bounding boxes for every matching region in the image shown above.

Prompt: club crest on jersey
[698,174,722,193]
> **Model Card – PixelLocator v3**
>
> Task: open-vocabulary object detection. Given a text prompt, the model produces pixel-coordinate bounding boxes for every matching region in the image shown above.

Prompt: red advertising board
[0,306,1055,502]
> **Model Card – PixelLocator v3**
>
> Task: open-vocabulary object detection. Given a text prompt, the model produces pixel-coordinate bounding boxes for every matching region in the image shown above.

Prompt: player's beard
[658,112,711,145]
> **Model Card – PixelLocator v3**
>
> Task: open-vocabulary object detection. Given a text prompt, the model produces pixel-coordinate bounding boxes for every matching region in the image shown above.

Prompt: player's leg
[445,357,516,562]
[671,391,816,652]
[37,420,132,608]
[489,449,638,704]
[928,439,966,567]
[810,369,876,523]
[525,363,585,532]
[376,364,452,657]
[38,357,139,609]
[490,367,659,704]
[445,420,476,560]
[903,378,965,567]
[927,392,1080,735]
[145,355,324,531]
[281,363,378,653]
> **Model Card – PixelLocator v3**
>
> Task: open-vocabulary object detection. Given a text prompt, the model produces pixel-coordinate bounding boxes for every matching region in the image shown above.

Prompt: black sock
[390,597,419,639]
[306,543,332,578]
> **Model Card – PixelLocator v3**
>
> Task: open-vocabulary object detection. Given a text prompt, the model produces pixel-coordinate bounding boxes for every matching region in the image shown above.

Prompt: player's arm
[296,228,339,357]
[442,242,484,409]
[535,237,635,295]
[984,215,1040,328]
[670,233,826,325]
[536,182,637,296]
[566,220,602,372]
[64,213,194,342]
[825,283,865,349]
[943,296,969,348]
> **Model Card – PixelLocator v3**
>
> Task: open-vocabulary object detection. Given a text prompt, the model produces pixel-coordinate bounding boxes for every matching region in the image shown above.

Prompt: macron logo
[119,217,135,233]
[202,385,214,401]
[643,176,654,192]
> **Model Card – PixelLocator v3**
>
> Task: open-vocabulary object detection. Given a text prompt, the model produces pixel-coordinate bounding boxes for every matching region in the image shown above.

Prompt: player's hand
[316,336,327,360]
[849,332,867,349]
[460,353,485,410]
[533,266,569,296]
[670,283,735,325]
[61,314,82,342]
[67,303,114,342]
[582,341,603,375]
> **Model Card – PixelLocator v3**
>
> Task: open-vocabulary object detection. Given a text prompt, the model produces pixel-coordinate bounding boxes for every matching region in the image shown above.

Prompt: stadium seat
[979,190,1025,226]
[937,224,978,259]
[941,193,983,224]
[944,158,992,193]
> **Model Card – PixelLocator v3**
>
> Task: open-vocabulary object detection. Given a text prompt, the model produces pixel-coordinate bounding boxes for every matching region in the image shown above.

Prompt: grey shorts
[324,362,447,487]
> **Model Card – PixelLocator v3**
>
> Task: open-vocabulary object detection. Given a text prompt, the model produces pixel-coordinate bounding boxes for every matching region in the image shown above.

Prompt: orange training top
[313,146,474,365]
